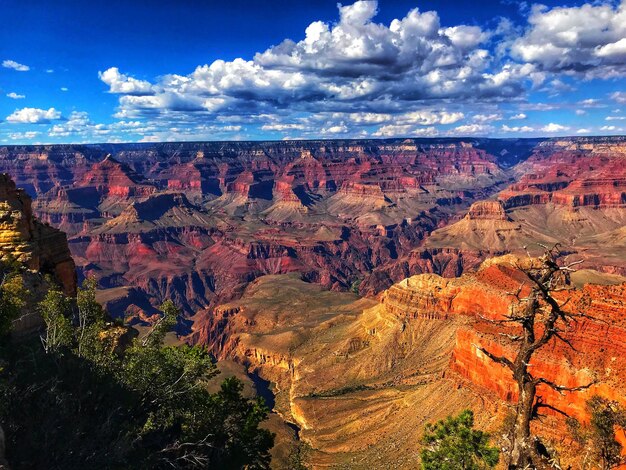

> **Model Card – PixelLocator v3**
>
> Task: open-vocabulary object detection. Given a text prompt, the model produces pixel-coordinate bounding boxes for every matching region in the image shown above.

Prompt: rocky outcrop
[384,256,626,426]
[0,174,76,297]
[465,200,509,220]
[499,138,626,209]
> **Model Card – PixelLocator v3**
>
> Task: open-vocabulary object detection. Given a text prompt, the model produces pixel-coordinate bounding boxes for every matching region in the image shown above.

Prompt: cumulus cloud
[2,60,29,71]
[6,92,25,99]
[261,123,306,131]
[541,123,570,132]
[101,0,535,122]
[26,0,624,141]
[579,98,604,108]
[321,124,349,134]
[396,111,464,125]
[511,1,626,78]
[6,107,61,123]
[48,111,94,137]
[600,125,622,131]
[99,67,154,95]
[449,123,494,135]
[502,124,534,132]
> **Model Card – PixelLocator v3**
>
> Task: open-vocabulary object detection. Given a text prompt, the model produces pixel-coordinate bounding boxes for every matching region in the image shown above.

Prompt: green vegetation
[0,274,274,469]
[568,395,626,469]
[307,383,371,398]
[420,409,499,470]
[0,264,26,337]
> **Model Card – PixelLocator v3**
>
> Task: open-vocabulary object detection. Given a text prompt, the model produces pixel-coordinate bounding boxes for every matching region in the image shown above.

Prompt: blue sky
[1,0,625,143]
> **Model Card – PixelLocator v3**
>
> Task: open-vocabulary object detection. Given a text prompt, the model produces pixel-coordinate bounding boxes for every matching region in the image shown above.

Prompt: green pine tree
[421,409,500,470]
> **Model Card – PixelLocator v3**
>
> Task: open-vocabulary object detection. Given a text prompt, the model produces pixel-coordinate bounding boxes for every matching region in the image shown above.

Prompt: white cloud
[397,111,464,125]
[48,111,93,136]
[502,124,534,132]
[511,1,626,78]
[101,1,531,122]
[46,69,54,73]
[261,123,306,131]
[472,113,501,123]
[348,113,391,124]
[6,107,61,124]
[6,92,25,99]
[510,113,527,120]
[321,124,348,134]
[576,128,591,133]
[8,131,40,140]
[449,123,494,135]
[606,116,626,121]
[372,124,410,137]
[575,109,586,116]
[412,126,438,136]
[540,123,570,133]
[60,87,68,92]
[98,67,154,95]
[372,124,438,137]
[579,99,604,108]
[2,60,30,71]
[611,91,626,104]
[600,125,622,131]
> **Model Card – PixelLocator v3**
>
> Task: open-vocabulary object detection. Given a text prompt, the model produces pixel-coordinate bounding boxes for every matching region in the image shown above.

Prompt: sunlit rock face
[0,173,76,297]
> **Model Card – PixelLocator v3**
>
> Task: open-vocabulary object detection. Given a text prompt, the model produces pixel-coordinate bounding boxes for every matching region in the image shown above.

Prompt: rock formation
[0,174,76,297]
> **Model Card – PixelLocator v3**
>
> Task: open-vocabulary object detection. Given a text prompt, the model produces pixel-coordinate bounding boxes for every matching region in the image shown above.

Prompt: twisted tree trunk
[476,246,595,469]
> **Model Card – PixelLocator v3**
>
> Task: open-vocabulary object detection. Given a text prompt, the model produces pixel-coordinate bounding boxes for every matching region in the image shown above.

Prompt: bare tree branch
[534,377,596,395]
[473,344,514,371]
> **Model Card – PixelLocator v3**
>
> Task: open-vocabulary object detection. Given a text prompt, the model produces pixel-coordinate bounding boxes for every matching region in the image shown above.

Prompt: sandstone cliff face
[0,174,76,297]
[387,257,626,427]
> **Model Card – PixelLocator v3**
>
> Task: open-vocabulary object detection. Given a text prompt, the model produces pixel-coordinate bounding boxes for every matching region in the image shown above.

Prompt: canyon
[2,136,626,467]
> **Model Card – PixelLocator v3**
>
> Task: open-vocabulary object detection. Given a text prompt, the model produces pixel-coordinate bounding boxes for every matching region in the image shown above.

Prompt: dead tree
[477,245,595,469]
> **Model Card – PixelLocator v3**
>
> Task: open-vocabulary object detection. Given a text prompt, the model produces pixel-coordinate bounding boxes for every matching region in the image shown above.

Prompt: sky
[0,0,625,144]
